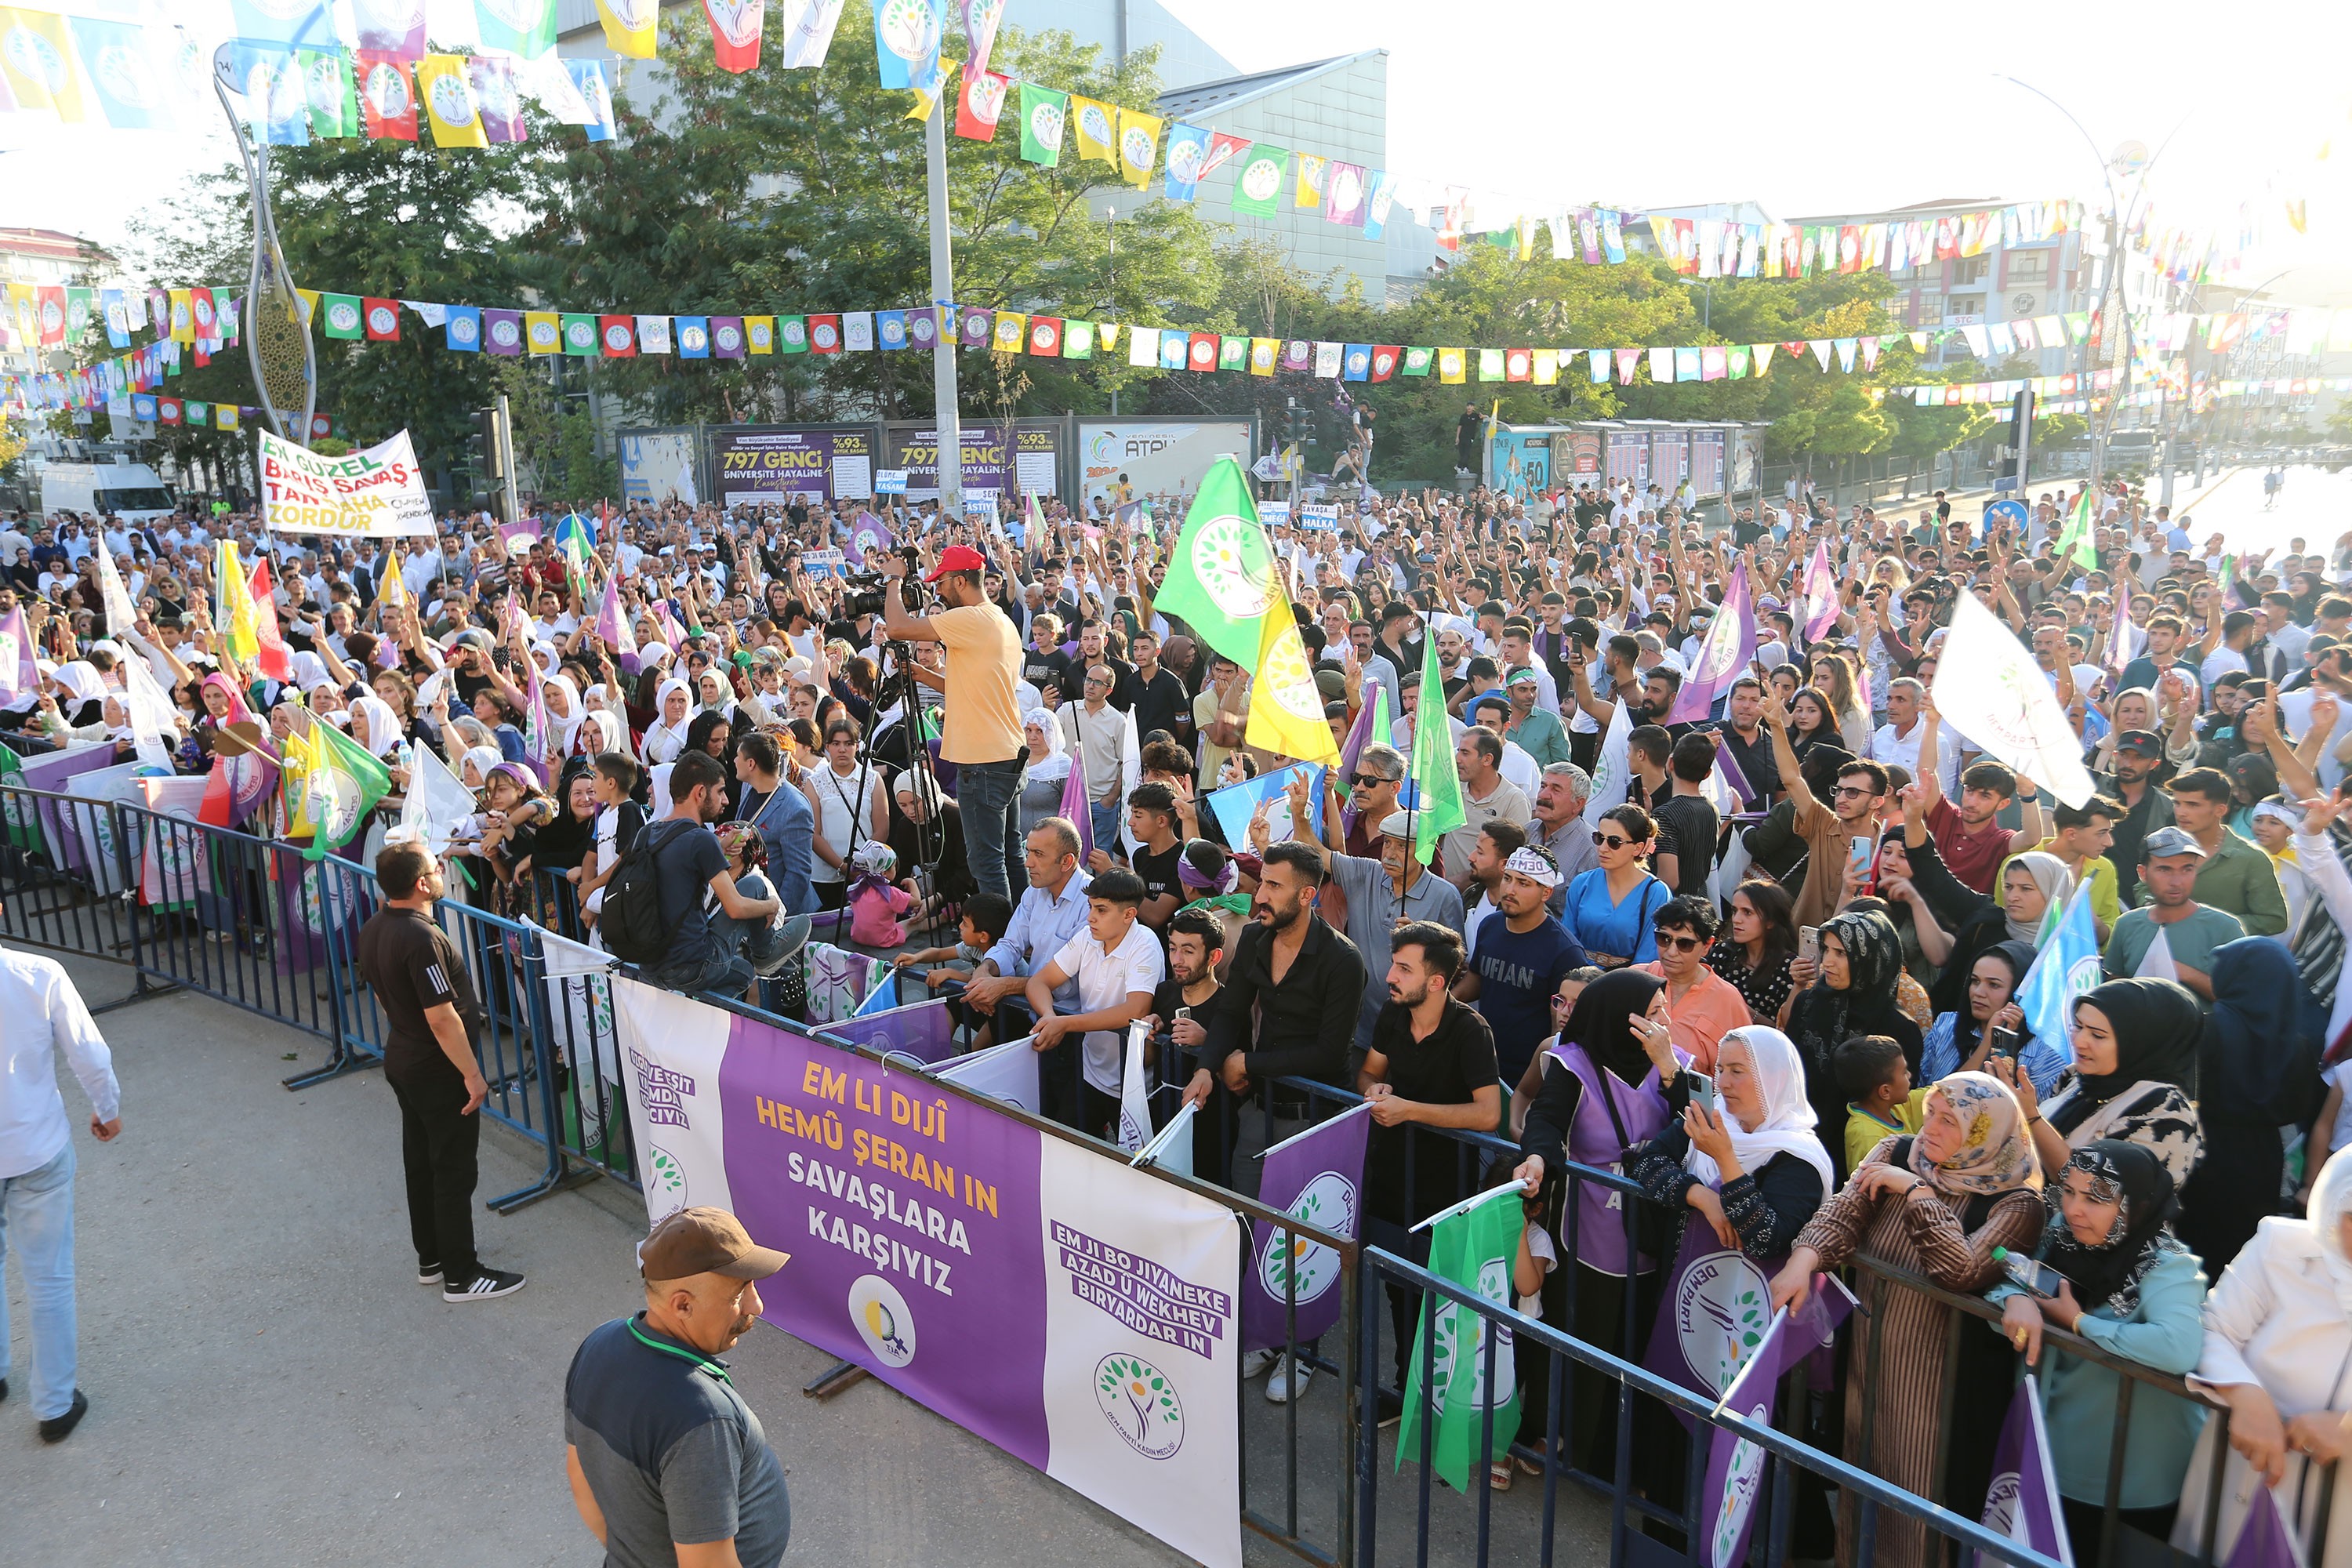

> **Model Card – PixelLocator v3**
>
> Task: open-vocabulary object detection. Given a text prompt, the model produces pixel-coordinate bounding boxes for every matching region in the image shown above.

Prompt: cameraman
[880,543,1026,905]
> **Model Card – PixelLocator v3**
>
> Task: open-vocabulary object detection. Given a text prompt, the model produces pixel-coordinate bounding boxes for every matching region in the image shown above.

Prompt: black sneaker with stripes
[442,1267,527,1303]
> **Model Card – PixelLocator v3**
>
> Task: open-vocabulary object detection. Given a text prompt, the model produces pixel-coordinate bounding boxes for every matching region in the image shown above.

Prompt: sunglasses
[1348,773,1388,789]
[1549,993,1577,1012]
[1592,832,1639,850]
[1653,932,1707,953]
[1831,785,1878,800]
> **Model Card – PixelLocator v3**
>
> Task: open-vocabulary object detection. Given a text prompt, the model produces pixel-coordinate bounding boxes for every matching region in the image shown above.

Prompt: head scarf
[1022,706,1072,783]
[1178,838,1237,895]
[579,709,626,759]
[2200,938,2321,1126]
[1564,967,1667,1086]
[289,649,329,691]
[1685,1026,1835,1196]
[643,677,694,763]
[2002,851,2077,945]
[50,659,105,707]
[2043,1141,2185,1318]
[2305,1145,2352,1315]
[350,694,403,758]
[543,673,585,757]
[1790,908,1907,1073]
[2053,978,2204,1135]
[1907,1071,2042,1197]
[199,671,257,728]
[459,745,504,789]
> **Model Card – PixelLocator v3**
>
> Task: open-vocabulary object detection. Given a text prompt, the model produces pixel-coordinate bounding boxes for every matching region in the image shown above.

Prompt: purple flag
[1644,1218,1783,1428]
[1669,562,1758,724]
[1280,339,1314,373]
[483,307,524,356]
[2223,1483,2296,1568]
[847,511,893,567]
[827,995,960,1063]
[593,571,637,656]
[1801,542,1842,644]
[1058,744,1092,864]
[1241,1103,1370,1352]
[1698,1278,1856,1568]
[1713,743,1757,811]
[1334,687,1383,838]
[525,662,555,784]
[0,604,35,702]
[1970,1375,2073,1568]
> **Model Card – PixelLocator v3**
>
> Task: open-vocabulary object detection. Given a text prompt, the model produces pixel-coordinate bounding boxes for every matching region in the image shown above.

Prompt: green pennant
[1064,320,1094,360]
[1402,346,1433,377]
[303,719,392,861]
[1018,84,1067,166]
[299,49,358,138]
[1150,458,1277,670]
[319,294,364,340]
[776,314,808,354]
[561,314,599,356]
[1218,335,1248,371]
[1408,630,1465,865]
[1231,145,1289,217]
[1396,1188,1523,1494]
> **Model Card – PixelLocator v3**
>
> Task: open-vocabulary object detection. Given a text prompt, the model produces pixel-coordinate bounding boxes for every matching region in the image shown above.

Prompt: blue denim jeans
[713,870,792,975]
[0,1142,79,1419]
[1089,800,1120,862]
[953,755,1026,908]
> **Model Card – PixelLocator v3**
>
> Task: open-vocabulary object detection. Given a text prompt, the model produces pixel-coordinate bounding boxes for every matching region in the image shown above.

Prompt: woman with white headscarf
[2172,1145,2352,1567]
[577,709,627,761]
[541,671,586,758]
[641,677,694,764]
[349,693,405,759]
[1016,707,1069,841]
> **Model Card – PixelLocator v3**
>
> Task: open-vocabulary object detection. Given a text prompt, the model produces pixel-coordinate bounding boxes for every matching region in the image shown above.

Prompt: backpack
[600,817,693,967]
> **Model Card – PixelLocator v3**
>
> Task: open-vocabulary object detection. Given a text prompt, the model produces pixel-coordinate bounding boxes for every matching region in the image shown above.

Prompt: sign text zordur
[710,425,877,506]
[883,420,1062,501]
[612,982,1243,1568]
[258,429,435,536]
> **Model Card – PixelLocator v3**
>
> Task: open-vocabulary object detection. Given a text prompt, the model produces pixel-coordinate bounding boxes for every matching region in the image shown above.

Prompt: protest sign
[258,429,435,536]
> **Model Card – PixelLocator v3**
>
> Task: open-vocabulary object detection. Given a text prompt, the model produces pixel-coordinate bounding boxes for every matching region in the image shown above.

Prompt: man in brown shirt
[1761,695,1890,930]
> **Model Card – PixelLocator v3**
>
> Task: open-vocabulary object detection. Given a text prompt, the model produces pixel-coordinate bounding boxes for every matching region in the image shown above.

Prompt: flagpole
[1254,1098,1372,1161]
[922,74,964,523]
[1409,1178,1521,1234]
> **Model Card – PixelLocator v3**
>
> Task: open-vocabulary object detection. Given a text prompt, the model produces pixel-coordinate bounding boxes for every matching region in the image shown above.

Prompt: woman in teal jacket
[1990,1139,2209,1564]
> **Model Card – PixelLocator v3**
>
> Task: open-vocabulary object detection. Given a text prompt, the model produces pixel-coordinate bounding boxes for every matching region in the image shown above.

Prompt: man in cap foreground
[565,1207,793,1567]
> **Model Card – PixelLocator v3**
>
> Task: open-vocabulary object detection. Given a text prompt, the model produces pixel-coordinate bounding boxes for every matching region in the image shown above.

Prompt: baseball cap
[924,545,987,581]
[2141,825,2207,861]
[2113,730,2164,759]
[639,1207,790,1282]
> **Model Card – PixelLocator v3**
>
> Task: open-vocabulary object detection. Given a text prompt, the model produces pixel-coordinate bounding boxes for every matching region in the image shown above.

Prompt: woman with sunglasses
[1559,803,1670,969]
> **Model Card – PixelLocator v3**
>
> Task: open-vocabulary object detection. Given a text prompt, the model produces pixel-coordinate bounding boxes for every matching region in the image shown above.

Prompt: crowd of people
[6,471,2352,1562]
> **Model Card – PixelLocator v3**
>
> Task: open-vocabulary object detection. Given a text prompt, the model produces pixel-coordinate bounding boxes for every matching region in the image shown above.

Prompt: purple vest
[1545,1040,1672,1276]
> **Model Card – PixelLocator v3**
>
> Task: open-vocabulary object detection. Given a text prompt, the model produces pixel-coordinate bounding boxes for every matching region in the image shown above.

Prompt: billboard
[1075,419,1254,510]
[618,426,705,505]
[710,424,880,507]
[883,420,1065,502]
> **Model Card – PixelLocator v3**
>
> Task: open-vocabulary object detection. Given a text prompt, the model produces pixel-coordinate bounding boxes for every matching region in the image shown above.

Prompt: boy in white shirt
[579,752,646,928]
[1023,869,1166,1139]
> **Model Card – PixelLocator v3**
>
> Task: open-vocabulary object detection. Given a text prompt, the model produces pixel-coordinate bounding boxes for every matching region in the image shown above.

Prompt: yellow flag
[218,540,260,662]
[1098,322,1121,350]
[1249,337,1279,376]
[991,311,1027,353]
[1295,154,1327,209]
[280,723,319,840]
[1438,347,1467,384]
[906,59,954,120]
[524,310,561,354]
[417,55,488,149]
[595,0,658,58]
[1116,108,1160,188]
[169,289,195,343]
[1071,96,1116,164]
[1244,576,1338,765]
[745,315,774,354]
[294,289,319,327]
[1534,349,1559,386]
[0,9,87,122]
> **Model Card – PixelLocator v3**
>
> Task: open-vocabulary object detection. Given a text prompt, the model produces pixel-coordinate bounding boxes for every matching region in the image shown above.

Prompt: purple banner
[1241,1104,1368,1352]
[824,996,960,1064]
[274,847,366,975]
[719,1011,1052,1465]
[1972,1374,2073,1568]
[710,424,878,507]
[18,742,124,867]
[882,419,1064,503]
[1643,1217,1784,1428]
[1698,1279,1854,1568]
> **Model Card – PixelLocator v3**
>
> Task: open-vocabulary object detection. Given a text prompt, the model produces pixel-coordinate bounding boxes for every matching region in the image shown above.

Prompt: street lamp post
[922,75,964,521]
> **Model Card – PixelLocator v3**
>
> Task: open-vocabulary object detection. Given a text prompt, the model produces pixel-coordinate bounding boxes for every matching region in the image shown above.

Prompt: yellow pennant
[1244,575,1338,765]
[417,55,488,149]
[594,0,658,58]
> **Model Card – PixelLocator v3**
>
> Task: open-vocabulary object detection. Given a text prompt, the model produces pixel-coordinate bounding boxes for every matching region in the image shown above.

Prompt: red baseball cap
[924,545,988,581]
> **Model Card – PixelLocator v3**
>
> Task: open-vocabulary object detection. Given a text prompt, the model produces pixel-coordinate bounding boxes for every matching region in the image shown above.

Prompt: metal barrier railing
[2,775,2263,1568]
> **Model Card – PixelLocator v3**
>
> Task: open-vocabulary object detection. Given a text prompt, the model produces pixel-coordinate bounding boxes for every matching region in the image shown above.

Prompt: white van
[39,459,178,524]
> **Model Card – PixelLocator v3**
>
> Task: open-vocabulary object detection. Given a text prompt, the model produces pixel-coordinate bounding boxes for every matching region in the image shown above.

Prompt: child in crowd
[896,892,1014,1047]
[579,750,645,931]
[1835,1033,1929,1176]
[846,840,916,949]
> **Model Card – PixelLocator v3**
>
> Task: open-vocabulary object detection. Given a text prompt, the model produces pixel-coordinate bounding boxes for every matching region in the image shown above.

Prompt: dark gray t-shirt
[565,1316,791,1568]
[651,819,730,971]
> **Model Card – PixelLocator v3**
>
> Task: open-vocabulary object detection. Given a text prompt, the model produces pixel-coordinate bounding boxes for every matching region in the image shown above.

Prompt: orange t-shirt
[1634,961,1755,1073]
[929,604,1025,764]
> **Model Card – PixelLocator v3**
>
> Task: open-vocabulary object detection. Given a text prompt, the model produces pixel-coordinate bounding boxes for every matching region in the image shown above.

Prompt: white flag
[1116,1019,1152,1153]
[932,1036,1042,1115]
[1131,1102,1196,1178]
[1929,593,2096,808]
[2134,927,2177,981]
[95,537,140,633]
[1581,699,1633,826]
[119,645,180,773]
[398,742,479,855]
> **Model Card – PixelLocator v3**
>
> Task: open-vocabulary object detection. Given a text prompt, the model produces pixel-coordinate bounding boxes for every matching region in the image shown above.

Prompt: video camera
[844,543,926,621]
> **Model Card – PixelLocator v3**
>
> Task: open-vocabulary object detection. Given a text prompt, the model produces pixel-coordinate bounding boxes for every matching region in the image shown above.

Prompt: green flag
[1018,84,1067,165]
[319,294,364,340]
[0,744,39,853]
[1231,145,1289,217]
[473,0,557,58]
[1149,457,1278,670]
[1408,630,1465,866]
[299,49,358,138]
[2054,489,2097,570]
[1396,1186,1524,1493]
[303,717,393,862]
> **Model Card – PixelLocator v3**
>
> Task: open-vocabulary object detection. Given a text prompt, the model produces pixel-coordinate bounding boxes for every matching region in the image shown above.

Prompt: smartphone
[1988,1026,2020,1060]
[1688,1072,1717,1116]
[1847,837,1875,875]
[1797,926,1821,967]
[2004,1254,2067,1298]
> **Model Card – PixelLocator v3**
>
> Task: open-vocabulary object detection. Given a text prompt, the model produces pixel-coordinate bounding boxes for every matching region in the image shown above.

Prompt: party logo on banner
[850,1274,918,1367]
[1672,1250,1773,1392]
[1095,1353,1185,1459]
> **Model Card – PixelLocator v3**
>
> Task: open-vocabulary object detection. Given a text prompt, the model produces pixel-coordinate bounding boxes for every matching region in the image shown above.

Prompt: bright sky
[9,0,2352,303]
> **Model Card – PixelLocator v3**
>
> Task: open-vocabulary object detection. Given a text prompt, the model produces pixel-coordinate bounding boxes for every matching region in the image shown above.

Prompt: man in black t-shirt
[647,753,783,1000]
[1651,732,1723,899]
[355,841,525,1302]
[1122,782,1185,931]
[1128,631,1191,747]
[1147,908,1229,1183]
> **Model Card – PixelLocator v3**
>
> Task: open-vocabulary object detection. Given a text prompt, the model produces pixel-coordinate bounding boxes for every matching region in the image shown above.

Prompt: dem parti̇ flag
[1396,1183,1523,1494]
[1408,627,1465,866]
